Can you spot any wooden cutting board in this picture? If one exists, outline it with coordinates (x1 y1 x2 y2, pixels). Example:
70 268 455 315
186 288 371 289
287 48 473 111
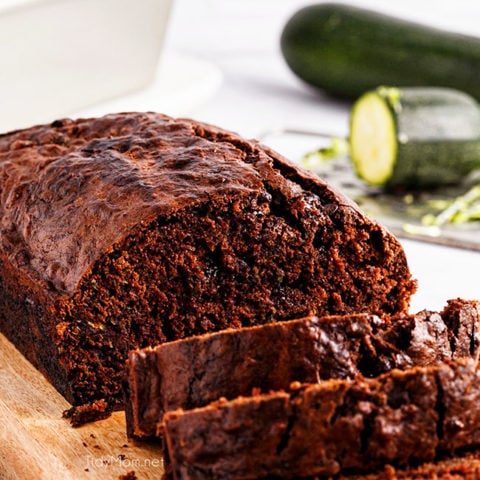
0 332 164 480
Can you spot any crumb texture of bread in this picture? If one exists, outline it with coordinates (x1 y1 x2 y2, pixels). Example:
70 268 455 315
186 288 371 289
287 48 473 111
0 112 415 410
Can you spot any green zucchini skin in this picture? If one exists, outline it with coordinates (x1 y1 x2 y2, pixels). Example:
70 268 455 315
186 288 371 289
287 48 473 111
281 3 480 100
350 87 480 189
390 88 480 188
393 88 480 141
392 139 480 189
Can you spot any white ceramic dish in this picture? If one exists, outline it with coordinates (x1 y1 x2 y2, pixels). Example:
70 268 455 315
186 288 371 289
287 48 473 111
0 0 172 133
75 52 224 119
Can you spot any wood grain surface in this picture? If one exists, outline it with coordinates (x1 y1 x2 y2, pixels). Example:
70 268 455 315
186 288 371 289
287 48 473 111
0 333 163 480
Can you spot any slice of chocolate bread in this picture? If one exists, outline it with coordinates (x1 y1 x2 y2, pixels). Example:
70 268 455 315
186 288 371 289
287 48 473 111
0 112 416 412
162 359 480 480
125 300 479 438
125 313 393 438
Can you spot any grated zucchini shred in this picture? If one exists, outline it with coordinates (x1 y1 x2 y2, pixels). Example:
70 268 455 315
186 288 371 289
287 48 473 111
421 184 480 226
403 183 480 236
301 137 349 171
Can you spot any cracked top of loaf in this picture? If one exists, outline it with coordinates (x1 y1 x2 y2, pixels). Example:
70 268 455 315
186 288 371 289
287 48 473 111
0 112 387 296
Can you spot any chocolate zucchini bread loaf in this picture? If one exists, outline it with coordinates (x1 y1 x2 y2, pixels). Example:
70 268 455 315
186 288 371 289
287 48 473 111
162 358 480 480
0 112 416 410
125 299 480 438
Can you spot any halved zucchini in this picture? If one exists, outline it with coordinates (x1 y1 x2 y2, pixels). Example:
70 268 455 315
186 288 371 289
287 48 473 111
350 87 480 189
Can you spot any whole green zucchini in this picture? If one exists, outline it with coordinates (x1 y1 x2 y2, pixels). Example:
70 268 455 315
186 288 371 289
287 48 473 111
350 87 480 188
281 3 480 100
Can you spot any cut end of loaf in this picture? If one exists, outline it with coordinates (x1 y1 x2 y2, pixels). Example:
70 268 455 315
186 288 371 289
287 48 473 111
59 185 415 407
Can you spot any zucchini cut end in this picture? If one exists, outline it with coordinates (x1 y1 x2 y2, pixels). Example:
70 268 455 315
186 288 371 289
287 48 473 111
350 91 398 186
